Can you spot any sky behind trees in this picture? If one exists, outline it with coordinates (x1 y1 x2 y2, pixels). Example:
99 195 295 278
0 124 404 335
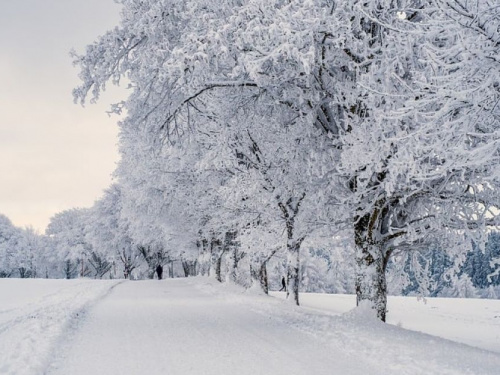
0 0 124 232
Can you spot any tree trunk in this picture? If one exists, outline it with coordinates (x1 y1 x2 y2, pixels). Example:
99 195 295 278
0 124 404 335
181 260 197 277
168 261 174 278
250 259 269 293
182 259 195 277
227 249 237 283
226 248 245 284
259 262 268 294
215 253 223 282
277 194 306 306
19 267 27 279
209 236 224 281
197 238 210 276
354 214 388 322
286 239 300 305
64 259 75 279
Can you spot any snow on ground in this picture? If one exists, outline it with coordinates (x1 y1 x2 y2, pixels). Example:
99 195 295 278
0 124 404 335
212 282 500 375
1 277 500 375
270 292 500 353
0 278 122 375
48 278 369 375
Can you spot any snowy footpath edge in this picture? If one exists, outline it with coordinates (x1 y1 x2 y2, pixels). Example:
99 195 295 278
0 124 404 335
0 279 124 375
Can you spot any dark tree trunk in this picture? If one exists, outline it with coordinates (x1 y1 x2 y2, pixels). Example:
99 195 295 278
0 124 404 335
285 239 301 305
120 250 138 280
250 258 270 294
188 260 198 276
182 259 197 277
208 236 224 282
168 261 174 278
259 262 268 294
228 249 237 283
277 193 306 306
19 267 28 279
354 211 388 322
215 254 224 282
182 261 189 277
223 231 241 283
64 259 77 279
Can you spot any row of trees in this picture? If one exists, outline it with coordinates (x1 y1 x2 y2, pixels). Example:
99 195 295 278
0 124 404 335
399 232 500 298
1 0 499 322
70 0 500 321
0 215 43 278
45 184 201 280
2 205 500 299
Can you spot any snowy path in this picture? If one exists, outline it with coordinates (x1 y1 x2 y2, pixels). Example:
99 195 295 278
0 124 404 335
46 278 500 375
48 279 366 375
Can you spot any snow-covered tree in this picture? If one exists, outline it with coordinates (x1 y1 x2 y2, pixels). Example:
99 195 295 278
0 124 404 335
46 208 93 278
0 215 51 278
462 232 500 289
442 274 478 298
0 214 22 277
14 226 43 278
86 184 140 279
117 126 227 278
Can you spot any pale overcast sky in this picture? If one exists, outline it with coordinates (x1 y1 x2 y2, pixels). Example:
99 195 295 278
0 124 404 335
0 0 126 232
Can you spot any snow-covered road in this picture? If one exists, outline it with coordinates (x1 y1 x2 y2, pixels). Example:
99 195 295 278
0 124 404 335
48 278 366 375
44 278 500 375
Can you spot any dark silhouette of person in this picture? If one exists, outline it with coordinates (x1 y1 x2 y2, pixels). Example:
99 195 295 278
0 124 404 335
156 264 163 280
279 276 286 292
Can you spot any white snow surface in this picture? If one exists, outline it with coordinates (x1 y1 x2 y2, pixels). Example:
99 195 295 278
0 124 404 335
0 278 122 375
278 292 500 353
1 278 499 375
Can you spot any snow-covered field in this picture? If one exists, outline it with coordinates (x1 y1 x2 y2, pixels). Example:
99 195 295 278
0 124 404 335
1 278 499 375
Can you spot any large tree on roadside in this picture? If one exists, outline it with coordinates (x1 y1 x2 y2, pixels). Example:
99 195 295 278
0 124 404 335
213 95 333 302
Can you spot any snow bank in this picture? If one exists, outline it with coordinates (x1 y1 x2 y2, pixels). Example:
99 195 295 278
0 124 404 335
199 279 500 374
0 278 121 375
269 292 500 353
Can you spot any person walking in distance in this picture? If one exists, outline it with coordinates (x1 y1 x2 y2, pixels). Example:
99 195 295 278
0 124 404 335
156 264 163 280
279 276 286 292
